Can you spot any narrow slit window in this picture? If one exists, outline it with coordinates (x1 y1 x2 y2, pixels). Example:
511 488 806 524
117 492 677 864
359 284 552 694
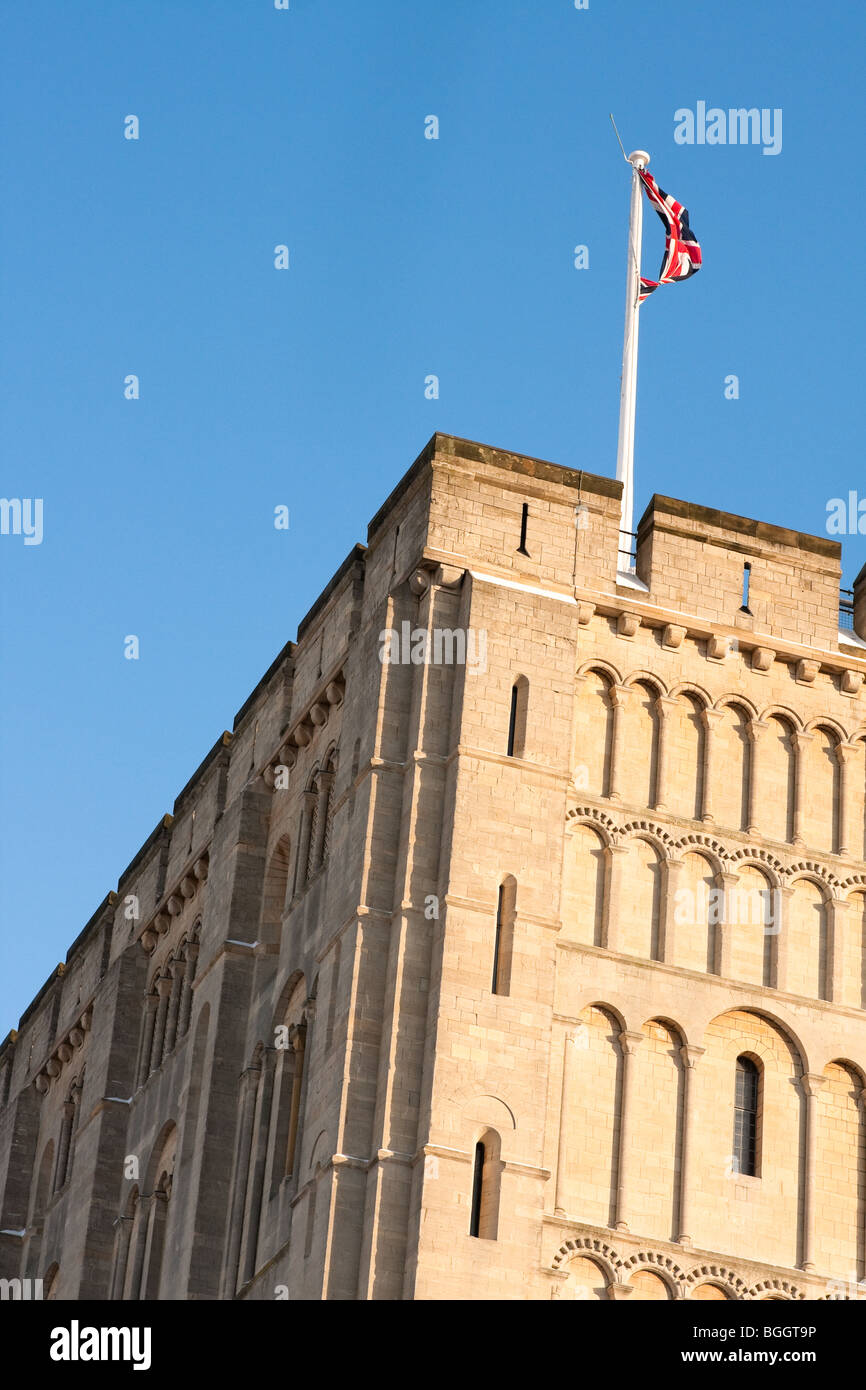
740 562 752 614
507 677 528 758
469 1131 501 1239
469 1142 485 1237
517 503 529 556
492 886 504 993
492 878 515 996
733 1056 759 1176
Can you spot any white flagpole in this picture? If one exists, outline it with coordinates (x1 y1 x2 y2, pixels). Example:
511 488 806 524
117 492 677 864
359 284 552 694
615 147 650 573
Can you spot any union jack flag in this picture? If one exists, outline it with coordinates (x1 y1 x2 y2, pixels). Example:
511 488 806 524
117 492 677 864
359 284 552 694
638 169 702 303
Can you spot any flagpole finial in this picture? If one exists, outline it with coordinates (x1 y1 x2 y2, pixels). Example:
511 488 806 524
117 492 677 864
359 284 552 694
628 150 650 169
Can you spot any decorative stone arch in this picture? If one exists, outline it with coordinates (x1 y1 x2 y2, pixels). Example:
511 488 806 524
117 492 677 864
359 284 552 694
564 805 619 845
787 863 839 898
622 669 668 697
713 693 760 720
551 1235 624 1279
618 819 678 856
143 1120 178 1196
746 1278 805 1301
575 999 629 1035
641 1014 688 1048
620 1249 687 1298
722 855 783 895
575 659 622 686
701 1005 810 1078
259 835 292 949
684 1263 748 1299
147 961 167 994
803 716 847 743
848 727 866 747
673 832 731 876
840 874 866 897
759 704 804 732
272 969 307 1032
727 846 788 881
822 1056 866 1090
667 680 712 707
137 1122 177 1301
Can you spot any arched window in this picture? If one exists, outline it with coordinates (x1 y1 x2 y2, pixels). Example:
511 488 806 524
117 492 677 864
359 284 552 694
54 1073 83 1193
507 677 528 758
294 778 319 895
469 1130 501 1239
177 923 200 1038
733 1056 760 1177
260 840 291 948
492 878 516 996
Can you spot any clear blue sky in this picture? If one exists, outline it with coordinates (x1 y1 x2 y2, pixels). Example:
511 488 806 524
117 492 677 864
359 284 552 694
2 0 865 1029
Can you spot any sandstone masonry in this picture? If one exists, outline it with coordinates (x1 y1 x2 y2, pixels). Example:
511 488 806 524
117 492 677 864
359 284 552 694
2 433 866 1302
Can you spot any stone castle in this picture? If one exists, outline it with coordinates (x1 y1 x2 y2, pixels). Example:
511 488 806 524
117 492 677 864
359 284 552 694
2 432 866 1301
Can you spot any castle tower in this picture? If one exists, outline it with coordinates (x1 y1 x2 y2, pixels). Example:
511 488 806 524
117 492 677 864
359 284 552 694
2 434 865 1302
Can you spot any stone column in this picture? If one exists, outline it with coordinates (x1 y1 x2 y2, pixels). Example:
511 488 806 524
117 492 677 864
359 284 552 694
309 771 334 873
139 1189 168 1300
615 1030 644 1232
716 872 741 978
222 1063 262 1298
149 976 173 1074
836 744 857 857
660 858 684 965
746 720 768 835
54 1100 75 1192
554 1031 577 1216
294 789 318 894
285 1021 308 1177
137 992 158 1088
109 1216 134 1301
240 1047 277 1285
654 696 679 812
800 1072 826 1272
700 708 725 823
602 844 630 953
772 886 793 993
677 1045 705 1246
607 686 632 802
825 898 850 1004
792 732 814 847
125 1196 152 1301
178 941 198 1039
163 958 186 1057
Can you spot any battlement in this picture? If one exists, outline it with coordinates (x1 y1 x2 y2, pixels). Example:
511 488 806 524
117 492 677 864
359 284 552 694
635 494 844 650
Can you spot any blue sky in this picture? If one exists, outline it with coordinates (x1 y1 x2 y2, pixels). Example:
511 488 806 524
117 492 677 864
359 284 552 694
2 0 865 1028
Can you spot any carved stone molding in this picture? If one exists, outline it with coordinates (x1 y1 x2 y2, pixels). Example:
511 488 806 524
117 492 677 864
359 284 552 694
752 647 776 673
662 624 686 650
